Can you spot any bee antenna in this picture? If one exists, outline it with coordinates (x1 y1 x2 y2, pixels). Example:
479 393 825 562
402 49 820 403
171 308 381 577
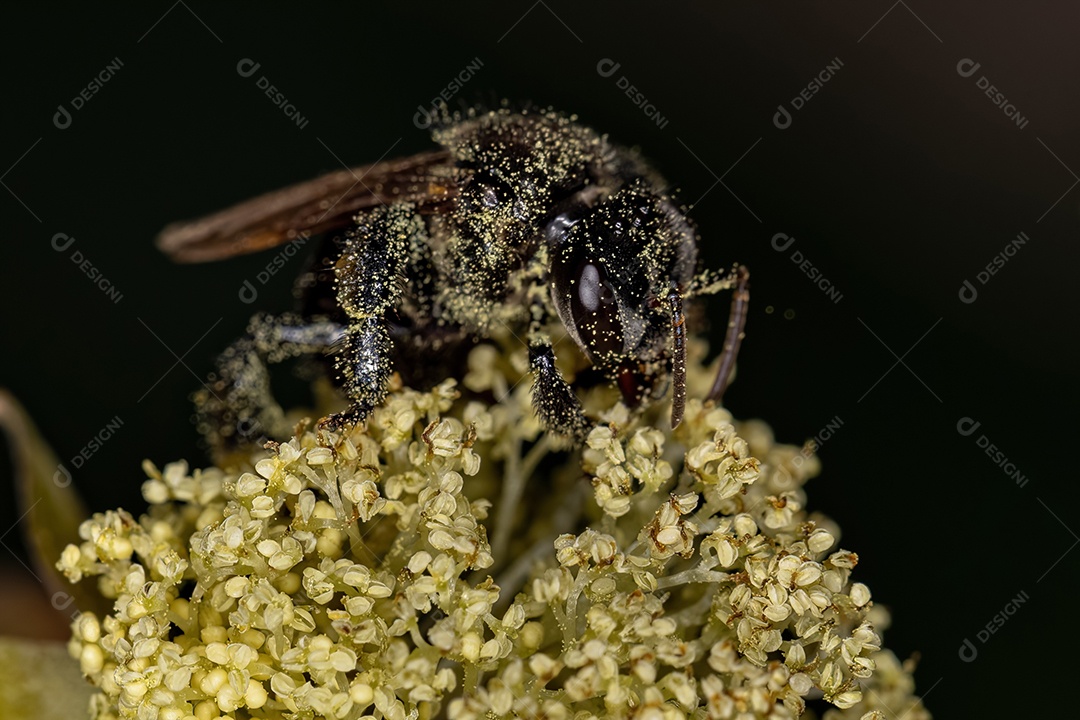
668 285 687 429
707 265 750 403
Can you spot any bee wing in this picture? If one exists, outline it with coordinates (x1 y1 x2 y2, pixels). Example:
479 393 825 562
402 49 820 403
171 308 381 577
156 150 456 263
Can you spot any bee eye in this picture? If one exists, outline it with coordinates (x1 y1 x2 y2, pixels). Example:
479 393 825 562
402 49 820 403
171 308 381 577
577 263 614 311
464 172 511 212
570 259 623 362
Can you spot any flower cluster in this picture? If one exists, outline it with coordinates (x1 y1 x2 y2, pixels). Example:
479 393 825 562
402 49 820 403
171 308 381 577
58 336 931 719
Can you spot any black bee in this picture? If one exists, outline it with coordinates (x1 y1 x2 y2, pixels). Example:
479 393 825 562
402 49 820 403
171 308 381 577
157 107 749 452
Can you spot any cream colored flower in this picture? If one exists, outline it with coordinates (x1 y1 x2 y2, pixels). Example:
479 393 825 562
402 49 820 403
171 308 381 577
56 335 930 720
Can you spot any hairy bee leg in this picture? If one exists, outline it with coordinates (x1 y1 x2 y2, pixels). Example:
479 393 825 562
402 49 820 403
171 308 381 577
319 317 392 431
528 342 592 444
198 313 345 451
707 265 750 402
324 203 418 432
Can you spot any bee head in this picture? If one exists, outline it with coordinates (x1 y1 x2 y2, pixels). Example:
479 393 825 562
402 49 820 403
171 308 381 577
549 183 697 386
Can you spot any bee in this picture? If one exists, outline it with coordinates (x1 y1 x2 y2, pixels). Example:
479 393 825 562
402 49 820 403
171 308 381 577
157 106 749 452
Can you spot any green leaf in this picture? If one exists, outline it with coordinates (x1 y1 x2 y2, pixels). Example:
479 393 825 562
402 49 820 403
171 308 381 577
0 391 109 618
0 636 93 719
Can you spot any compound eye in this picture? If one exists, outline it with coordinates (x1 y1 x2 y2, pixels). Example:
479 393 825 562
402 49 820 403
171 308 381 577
463 171 511 213
480 184 500 208
570 259 623 362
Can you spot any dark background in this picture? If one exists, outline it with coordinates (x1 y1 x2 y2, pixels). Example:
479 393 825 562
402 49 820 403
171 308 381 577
2 2 1077 716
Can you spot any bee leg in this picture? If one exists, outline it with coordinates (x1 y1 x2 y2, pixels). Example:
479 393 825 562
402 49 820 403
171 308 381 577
321 203 419 433
197 313 345 452
528 341 592 444
319 317 393 432
707 265 750 402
